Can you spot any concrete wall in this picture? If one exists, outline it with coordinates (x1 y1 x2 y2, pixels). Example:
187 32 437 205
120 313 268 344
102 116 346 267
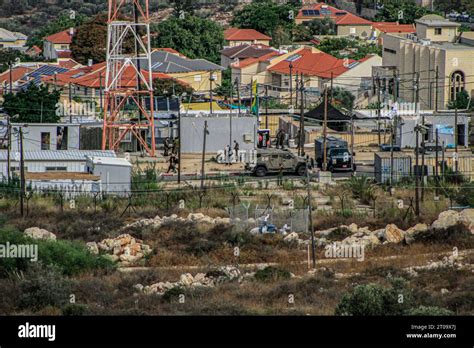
10 124 81 152
337 24 372 38
399 115 469 148
88 162 131 196
180 115 257 153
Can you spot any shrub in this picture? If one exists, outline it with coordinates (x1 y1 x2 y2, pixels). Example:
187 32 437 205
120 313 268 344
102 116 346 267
406 306 454 316
335 277 414 316
254 266 291 282
18 263 72 311
0 228 115 277
62 303 88 316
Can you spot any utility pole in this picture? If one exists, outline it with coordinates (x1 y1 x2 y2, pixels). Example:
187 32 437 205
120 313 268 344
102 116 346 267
19 127 25 217
289 62 293 108
9 62 13 94
200 120 208 190
351 114 355 175
454 76 459 173
434 66 439 113
299 74 305 157
177 94 182 185
390 70 398 188
435 127 439 197
6 115 11 183
376 75 381 145
415 125 420 217
99 72 103 112
330 72 334 104
230 82 233 149
209 72 214 114
305 157 315 268
323 87 328 171
295 73 299 109
265 84 269 130
235 78 241 117
69 82 73 123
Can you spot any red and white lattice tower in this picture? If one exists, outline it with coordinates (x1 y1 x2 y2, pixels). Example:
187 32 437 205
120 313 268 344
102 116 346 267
102 0 155 156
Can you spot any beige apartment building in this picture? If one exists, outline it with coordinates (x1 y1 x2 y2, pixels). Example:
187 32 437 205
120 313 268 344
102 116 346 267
381 14 474 110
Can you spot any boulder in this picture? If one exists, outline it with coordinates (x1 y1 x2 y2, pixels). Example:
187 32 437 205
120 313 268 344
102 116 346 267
432 210 460 230
283 232 300 242
404 223 429 245
180 273 194 287
459 209 474 234
315 227 338 237
24 227 57 241
384 224 405 244
188 213 205 221
347 223 359 234
86 242 99 255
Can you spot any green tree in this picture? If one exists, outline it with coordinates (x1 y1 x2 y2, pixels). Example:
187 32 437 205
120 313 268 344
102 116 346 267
448 90 471 110
70 14 107 65
316 37 381 60
27 12 88 49
214 68 233 97
231 0 299 42
305 18 337 36
332 87 356 112
153 78 194 97
151 15 225 64
0 49 42 73
2 84 60 123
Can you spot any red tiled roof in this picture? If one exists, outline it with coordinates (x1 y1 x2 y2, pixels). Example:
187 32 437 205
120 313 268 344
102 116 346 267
232 51 283 69
44 29 74 44
371 22 416 33
58 58 81 69
224 28 272 41
42 62 177 89
335 12 372 25
268 48 357 78
297 3 372 26
0 66 35 84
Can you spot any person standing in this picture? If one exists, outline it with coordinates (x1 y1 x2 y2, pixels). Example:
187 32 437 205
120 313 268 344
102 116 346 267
277 162 284 186
233 140 239 162
164 138 170 156
167 153 177 173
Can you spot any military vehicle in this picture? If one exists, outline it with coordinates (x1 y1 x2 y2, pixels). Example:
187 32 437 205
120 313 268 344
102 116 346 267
245 148 307 177
315 136 355 172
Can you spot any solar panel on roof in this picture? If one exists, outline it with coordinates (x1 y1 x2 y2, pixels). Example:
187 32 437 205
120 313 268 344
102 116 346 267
286 54 301 62
320 9 331 15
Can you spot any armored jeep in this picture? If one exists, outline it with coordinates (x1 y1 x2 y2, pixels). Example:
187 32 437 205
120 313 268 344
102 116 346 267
245 148 307 177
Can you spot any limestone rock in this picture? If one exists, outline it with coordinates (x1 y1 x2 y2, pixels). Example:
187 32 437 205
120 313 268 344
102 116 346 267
24 227 57 241
283 232 300 242
404 223 429 245
384 224 405 243
86 242 99 255
432 210 460 230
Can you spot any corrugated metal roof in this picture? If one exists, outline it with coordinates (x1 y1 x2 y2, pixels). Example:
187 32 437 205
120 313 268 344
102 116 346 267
87 156 132 167
0 150 116 162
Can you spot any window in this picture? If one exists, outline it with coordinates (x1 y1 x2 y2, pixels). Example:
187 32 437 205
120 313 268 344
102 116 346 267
434 28 442 35
41 132 50 150
350 27 356 35
194 74 201 82
57 126 68 150
450 71 465 101
384 48 397 54
45 167 67 172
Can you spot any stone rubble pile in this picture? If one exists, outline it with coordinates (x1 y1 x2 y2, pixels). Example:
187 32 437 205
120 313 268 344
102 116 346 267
121 213 231 231
135 266 244 295
23 227 57 241
405 252 470 277
87 234 152 267
285 209 474 249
